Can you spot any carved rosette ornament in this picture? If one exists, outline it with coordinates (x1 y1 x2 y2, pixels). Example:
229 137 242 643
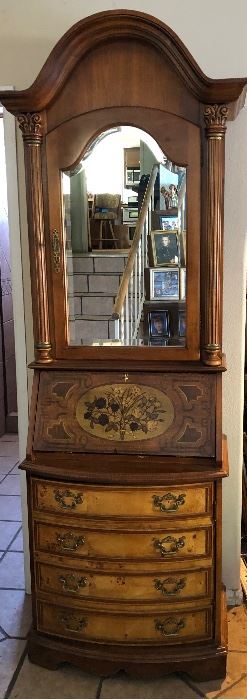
18 113 52 363
203 104 229 366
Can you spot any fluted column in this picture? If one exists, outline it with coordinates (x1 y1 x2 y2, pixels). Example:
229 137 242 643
18 113 52 363
202 104 228 366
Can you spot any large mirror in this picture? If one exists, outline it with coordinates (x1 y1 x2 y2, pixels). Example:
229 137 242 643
61 126 187 348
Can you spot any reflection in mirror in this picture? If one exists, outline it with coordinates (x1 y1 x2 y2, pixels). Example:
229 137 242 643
61 126 187 348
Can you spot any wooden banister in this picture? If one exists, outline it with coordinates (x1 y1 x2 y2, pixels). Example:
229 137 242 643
112 164 159 320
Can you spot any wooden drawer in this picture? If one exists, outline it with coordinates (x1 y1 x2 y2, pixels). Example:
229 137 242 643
36 561 213 603
34 522 212 561
37 600 213 644
32 478 213 519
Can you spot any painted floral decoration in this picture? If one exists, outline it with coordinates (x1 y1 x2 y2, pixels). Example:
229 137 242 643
83 385 166 440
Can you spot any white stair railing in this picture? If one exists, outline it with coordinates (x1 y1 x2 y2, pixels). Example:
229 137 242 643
112 164 158 345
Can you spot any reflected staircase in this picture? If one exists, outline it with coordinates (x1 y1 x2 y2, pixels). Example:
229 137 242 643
67 165 158 346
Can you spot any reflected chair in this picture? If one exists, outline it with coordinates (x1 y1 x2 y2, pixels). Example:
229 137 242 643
91 193 121 249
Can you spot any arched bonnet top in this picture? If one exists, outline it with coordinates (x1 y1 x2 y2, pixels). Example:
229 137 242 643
0 9 246 119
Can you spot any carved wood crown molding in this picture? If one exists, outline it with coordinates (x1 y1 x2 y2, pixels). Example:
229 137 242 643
0 10 246 117
17 113 43 143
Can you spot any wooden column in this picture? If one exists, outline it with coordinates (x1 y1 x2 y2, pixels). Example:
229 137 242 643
202 104 228 366
18 112 52 363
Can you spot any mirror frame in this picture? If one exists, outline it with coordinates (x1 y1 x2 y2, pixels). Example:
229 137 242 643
0 10 245 367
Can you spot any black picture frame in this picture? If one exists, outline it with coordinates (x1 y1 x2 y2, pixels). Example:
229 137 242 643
178 309 186 337
149 310 170 338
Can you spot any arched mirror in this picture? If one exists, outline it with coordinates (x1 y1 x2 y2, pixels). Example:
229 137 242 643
61 126 187 348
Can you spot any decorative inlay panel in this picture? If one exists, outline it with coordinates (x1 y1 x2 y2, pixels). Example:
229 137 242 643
76 384 174 442
33 371 216 456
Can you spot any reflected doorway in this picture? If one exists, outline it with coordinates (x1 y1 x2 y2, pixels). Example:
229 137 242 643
0 109 18 435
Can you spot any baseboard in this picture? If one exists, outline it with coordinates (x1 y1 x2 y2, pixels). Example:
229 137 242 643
6 411 18 433
226 587 243 606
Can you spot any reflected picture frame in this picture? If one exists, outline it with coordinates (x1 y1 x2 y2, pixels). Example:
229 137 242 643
178 310 186 337
179 230 187 267
150 267 180 301
179 268 186 300
160 216 179 231
149 310 170 338
150 230 179 267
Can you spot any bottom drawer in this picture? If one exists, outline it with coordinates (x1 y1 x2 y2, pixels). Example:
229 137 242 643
37 600 213 645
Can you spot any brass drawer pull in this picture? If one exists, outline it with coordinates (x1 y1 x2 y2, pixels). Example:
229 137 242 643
59 613 87 632
153 535 185 557
153 492 186 512
155 617 185 637
154 576 186 596
56 532 85 551
54 489 83 510
59 574 87 593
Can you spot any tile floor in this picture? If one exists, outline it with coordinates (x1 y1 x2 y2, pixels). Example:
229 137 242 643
0 433 247 699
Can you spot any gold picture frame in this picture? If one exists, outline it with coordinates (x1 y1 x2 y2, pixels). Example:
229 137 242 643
149 230 179 267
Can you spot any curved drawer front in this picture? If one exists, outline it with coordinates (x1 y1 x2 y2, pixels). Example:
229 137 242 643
34 522 212 560
36 561 212 602
32 478 213 519
37 600 213 644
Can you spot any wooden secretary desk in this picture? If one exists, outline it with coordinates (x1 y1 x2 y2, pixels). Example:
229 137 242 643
1 10 247 681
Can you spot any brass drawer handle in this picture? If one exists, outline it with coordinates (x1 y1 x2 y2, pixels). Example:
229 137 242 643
59 613 87 632
59 574 88 593
153 492 186 512
155 617 185 637
56 532 85 551
154 576 186 596
54 489 83 510
153 535 185 557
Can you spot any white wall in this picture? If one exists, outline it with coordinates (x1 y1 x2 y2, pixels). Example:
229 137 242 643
0 0 246 595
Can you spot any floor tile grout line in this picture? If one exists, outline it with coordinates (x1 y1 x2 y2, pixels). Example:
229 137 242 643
0 494 21 496
0 525 22 564
213 672 247 698
0 469 18 481
9 463 20 474
0 519 22 522
4 641 28 700
0 629 29 641
0 587 26 590
178 672 207 699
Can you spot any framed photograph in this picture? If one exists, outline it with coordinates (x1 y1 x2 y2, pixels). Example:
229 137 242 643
160 216 179 231
150 230 179 267
180 268 186 300
178 310 186 337
149 310 169 337
150 268 180 301
179 230 187 267
149 336 168 346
